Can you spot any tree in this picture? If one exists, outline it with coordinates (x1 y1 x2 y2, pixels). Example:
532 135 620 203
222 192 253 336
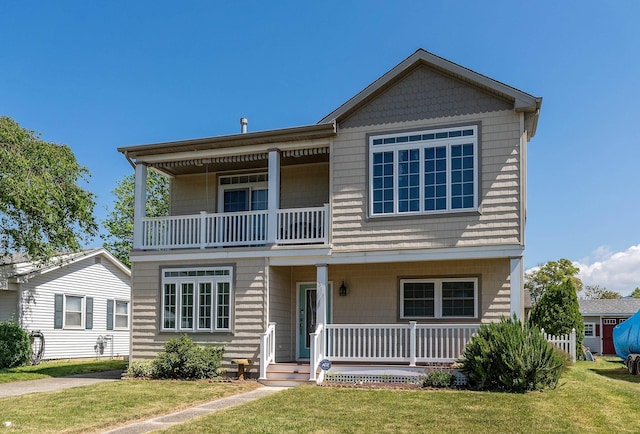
0 117 97 262
529 279 584 357
525 259 582 303
582 285 622 300
102 171 169 267
631 287 640 298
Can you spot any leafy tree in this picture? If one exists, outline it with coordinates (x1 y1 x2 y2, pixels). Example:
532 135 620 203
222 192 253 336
529 279 584 357
631 287 640 298
525 259 582 303
0 117 97 262
582 285 622 300
102 171 169 267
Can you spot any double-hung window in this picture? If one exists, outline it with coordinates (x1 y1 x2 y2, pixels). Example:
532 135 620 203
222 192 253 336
370 125 478 216
54 294 93 329
400 278 478 319
161 267 233 332
584 323 596 338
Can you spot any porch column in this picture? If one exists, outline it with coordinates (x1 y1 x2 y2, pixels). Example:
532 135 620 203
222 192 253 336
132 163 147 250
267 148 280 245
316 264 328 326
510 256 524 318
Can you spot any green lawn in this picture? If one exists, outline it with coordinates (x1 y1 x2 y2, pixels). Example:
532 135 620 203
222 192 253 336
161 357 640 434
0 359 128 383
0 379 259 433
1 357 639 433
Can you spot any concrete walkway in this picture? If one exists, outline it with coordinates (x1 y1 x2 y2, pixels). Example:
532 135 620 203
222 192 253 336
103 386 288 434
0 370 124 398
0 371 289 433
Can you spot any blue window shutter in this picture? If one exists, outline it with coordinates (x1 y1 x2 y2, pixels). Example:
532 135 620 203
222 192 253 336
85 297 93 330
107 299 114 330
54 294 63 329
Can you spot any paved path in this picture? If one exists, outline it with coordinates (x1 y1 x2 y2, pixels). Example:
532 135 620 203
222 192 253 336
0 371 289 433
103 386 288 434
0 370 123 398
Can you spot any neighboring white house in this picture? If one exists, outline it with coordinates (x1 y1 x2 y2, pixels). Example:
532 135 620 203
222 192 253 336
0 248 131 360
579 298 640 355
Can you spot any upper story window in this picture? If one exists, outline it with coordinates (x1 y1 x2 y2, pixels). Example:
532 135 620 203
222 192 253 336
369 125 478 217
161 267 233 333
218 173 268 212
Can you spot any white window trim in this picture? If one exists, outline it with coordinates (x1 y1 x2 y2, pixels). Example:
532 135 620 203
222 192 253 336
369 125 478 217
114 300 130 330
400 277 478 319
64 294 85 329
583 322 596 338
161 267 233 333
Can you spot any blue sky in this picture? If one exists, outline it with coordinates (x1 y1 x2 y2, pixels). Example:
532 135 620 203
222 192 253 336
2 1 639 294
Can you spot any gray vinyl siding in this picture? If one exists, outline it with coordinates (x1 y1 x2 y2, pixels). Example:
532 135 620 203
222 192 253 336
130 257 267 377
269 266 294 362
17 257 131 359
582 315 601 354
331 109 522 251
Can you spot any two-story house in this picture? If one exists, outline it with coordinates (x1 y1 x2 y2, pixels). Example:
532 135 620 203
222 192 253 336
118 49 541 383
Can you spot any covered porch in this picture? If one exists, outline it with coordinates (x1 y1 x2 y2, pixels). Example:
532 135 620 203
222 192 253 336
259 257 525 382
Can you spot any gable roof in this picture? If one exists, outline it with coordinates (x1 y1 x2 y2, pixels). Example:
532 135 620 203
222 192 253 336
0 248 130 288
319 49 542 137
579 299 640 316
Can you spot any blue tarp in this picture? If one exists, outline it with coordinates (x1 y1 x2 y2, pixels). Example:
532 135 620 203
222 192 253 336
613 308 640 359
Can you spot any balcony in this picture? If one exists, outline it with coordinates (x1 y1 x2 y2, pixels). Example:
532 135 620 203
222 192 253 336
139 205 329 250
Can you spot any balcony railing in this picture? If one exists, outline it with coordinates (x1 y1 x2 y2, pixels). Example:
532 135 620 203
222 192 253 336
140 205 329 249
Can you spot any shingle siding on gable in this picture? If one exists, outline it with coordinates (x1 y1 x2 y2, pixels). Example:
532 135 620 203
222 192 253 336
340 65 513 129
331 109 523 251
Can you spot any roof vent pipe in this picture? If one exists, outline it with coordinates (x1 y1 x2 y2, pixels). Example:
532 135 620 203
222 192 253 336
240 117 248 134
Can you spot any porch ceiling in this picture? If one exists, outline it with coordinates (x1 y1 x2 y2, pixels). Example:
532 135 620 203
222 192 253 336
148 149 329 176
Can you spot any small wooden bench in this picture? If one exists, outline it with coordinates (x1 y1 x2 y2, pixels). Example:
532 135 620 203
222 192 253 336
231 359 250 380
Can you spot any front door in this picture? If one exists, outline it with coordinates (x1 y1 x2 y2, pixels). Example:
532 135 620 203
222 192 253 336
297 283 331 359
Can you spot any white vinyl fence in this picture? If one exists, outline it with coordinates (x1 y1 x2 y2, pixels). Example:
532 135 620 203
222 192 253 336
542 328 576 363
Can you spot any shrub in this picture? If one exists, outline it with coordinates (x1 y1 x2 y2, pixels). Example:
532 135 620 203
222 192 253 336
126 360 156 378
0 320 31 369
422 371 456 388
152 334 225 380
530 279 584 358
459 315 565 393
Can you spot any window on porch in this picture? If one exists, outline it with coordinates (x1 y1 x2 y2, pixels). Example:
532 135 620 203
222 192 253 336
400 278 478 319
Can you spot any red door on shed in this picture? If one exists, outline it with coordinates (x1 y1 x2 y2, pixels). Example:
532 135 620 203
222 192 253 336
602 318 626 354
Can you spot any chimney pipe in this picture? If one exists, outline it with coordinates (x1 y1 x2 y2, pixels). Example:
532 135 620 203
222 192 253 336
240 117 248 134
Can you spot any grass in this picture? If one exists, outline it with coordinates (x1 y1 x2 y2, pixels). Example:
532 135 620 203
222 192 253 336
0 379 260 433
0 359 128 383
159 357 640 434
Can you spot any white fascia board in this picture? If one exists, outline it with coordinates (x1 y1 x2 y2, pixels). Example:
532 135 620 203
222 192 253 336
130 245 524 266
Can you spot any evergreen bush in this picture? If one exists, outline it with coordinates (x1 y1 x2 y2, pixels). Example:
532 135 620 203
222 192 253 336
530 279 584 358
458 315 565 392
0 320 31 369
152 334 225 380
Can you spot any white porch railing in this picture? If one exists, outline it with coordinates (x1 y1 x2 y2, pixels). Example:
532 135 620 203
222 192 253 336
140 205 328 249
310 324 325 382
324 323 479 365
259 322 276 380
542 328 577 363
